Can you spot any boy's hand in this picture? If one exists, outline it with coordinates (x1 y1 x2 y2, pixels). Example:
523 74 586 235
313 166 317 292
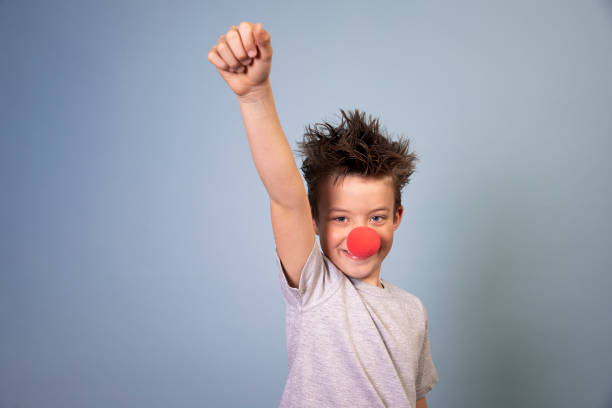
207 22 273 98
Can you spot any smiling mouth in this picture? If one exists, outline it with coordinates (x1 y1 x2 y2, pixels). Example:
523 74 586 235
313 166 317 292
342 249 371 261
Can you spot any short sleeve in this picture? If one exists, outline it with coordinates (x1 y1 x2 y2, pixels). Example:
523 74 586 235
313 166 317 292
415 302 439 400
275 240 344 311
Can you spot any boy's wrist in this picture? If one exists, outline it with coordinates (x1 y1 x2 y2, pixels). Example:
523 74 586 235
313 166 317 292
237 80 273 104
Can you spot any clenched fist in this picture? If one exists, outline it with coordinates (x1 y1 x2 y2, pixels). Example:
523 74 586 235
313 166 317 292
207 22 273 97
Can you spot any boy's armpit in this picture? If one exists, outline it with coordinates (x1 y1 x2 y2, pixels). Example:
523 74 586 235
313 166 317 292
278 257 298 289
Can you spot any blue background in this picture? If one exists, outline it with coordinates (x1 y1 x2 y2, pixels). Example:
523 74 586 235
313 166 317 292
1 1 611 407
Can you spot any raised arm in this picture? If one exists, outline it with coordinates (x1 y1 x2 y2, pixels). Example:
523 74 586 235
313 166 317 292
207 22 315 288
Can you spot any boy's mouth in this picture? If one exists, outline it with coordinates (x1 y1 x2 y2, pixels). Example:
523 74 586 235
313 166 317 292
341 248 371 261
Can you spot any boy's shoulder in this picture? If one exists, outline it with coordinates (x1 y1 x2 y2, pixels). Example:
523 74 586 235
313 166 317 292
383 279 427 316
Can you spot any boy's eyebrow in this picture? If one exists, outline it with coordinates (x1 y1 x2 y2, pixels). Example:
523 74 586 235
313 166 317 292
370 207 392 213
328 207 391 213
328 207 349 213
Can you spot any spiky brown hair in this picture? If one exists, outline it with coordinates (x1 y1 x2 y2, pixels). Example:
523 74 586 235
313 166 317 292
298 108 418 222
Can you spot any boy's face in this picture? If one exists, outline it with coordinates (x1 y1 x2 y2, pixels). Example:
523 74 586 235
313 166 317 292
313 174 403 287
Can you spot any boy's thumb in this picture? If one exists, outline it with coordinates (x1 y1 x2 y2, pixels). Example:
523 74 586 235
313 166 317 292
254 22 272 59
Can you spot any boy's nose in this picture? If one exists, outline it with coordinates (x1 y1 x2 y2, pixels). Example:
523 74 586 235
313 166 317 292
347 226 381 258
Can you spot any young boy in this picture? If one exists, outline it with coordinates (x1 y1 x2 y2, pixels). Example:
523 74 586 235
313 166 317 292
208 22 439 408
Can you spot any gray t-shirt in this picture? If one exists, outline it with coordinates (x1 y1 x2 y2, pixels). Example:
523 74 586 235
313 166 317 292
275 241 438 408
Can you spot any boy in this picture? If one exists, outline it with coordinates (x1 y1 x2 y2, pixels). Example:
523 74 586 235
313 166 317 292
207 22 438 408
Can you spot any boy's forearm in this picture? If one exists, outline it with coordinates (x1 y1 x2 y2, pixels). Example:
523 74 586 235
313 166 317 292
237 80 307 209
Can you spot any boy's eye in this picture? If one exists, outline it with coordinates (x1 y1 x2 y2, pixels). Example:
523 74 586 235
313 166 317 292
371 215 386 223
334 216 347 222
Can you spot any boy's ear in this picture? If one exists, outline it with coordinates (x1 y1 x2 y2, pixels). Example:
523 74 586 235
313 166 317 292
312 218 319 235
393 206 404 231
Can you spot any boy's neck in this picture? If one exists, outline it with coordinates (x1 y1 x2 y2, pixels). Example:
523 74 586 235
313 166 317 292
357 276 384 288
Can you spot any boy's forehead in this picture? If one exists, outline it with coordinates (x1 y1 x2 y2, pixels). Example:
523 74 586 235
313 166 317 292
318 174 394 209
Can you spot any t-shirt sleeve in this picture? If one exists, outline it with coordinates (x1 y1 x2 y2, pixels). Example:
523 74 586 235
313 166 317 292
275 240 343 311
415 301 439 400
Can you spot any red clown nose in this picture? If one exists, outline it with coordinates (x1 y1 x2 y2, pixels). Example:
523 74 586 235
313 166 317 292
346 227 381 258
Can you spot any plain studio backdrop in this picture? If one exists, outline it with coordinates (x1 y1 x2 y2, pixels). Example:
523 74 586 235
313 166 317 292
1 1 611 407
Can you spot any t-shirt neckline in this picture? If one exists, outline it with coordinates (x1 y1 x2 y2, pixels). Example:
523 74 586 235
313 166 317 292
347 276 392 298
